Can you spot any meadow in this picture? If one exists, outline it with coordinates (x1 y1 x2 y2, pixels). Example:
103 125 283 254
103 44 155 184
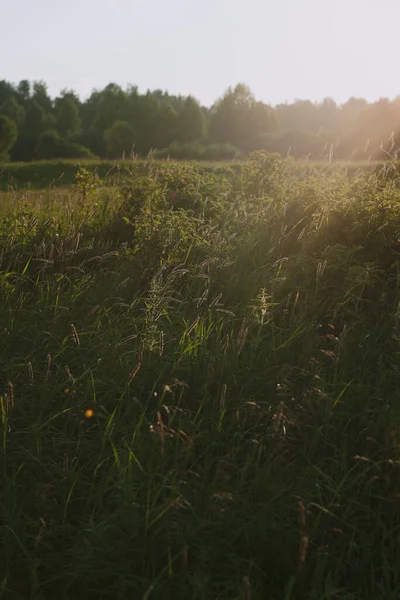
0 157 383 191
1 152 400 599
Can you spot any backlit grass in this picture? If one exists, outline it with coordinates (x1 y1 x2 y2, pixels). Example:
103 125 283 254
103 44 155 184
1 153 400 599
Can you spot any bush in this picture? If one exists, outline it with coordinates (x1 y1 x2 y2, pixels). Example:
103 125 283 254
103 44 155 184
61 141 94 159
119 161 232 222
70 130 106 158
36 129 94 160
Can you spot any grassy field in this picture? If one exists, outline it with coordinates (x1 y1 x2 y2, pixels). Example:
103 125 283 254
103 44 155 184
1 153 400 599
0 159 240 191
0 157 385 191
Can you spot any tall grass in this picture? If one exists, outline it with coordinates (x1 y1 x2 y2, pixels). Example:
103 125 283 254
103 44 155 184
0 157 388 191
1 153 400 599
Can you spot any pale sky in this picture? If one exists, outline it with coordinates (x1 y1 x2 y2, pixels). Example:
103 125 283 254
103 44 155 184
1 0 399 106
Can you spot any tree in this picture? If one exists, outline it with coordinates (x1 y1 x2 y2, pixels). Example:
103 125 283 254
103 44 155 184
256 129 329 159
276 100 317 133
92 84 128 134
10 100 47 161
81 90 101 130
0 97 26 128
0 80 15 107
153 102 178 148
35 130 64 159
8 76 400 162
32 81 52 113
131 92 160 153
56 97 81 136
340 97 368 125
23 100 46 136
55 89 80 107
209 84 277 151
0 115 18 159
317 97 338 131
17 80 30 103
104 121 135 157
176 96 205 143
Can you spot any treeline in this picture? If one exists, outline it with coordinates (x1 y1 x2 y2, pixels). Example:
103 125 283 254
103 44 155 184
1 79 400 162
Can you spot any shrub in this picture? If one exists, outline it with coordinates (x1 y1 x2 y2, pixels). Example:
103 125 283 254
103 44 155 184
36 129 94 159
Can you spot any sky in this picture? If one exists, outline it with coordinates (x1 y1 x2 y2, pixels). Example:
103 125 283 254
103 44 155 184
1 0 400 107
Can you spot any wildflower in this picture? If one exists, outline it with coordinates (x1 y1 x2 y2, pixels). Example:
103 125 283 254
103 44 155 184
84 409 94 419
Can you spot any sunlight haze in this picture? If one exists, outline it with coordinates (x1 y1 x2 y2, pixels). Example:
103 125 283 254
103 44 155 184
1 0 400 105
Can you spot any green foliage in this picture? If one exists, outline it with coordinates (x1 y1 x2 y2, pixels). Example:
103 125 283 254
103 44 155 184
257 129 335 159
156 140 243 160
2 156 400 598
3 77 400 163
73 165 103 201
176 96 205 143
92 83 128 135
32 80 52 113
56 140 93 160
0 160 241 191
0 79 15 106
23 100 46 136
0 114 17 160
16 79 30 102
120 161 228 221
56 96 81 136
103 120 135 158
0 96 26 127
152 102 179 149
36 129 93 160
209 83 277 150
35 129 66 159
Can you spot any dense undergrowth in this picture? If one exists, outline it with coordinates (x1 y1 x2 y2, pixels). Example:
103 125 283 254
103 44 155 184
1 152 400 599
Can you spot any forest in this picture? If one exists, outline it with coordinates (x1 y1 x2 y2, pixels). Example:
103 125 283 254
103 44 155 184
1 78 400 162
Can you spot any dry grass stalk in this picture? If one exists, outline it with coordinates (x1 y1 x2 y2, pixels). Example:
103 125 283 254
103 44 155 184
71 324 80 346
128 341 144 383
298 499 309 566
